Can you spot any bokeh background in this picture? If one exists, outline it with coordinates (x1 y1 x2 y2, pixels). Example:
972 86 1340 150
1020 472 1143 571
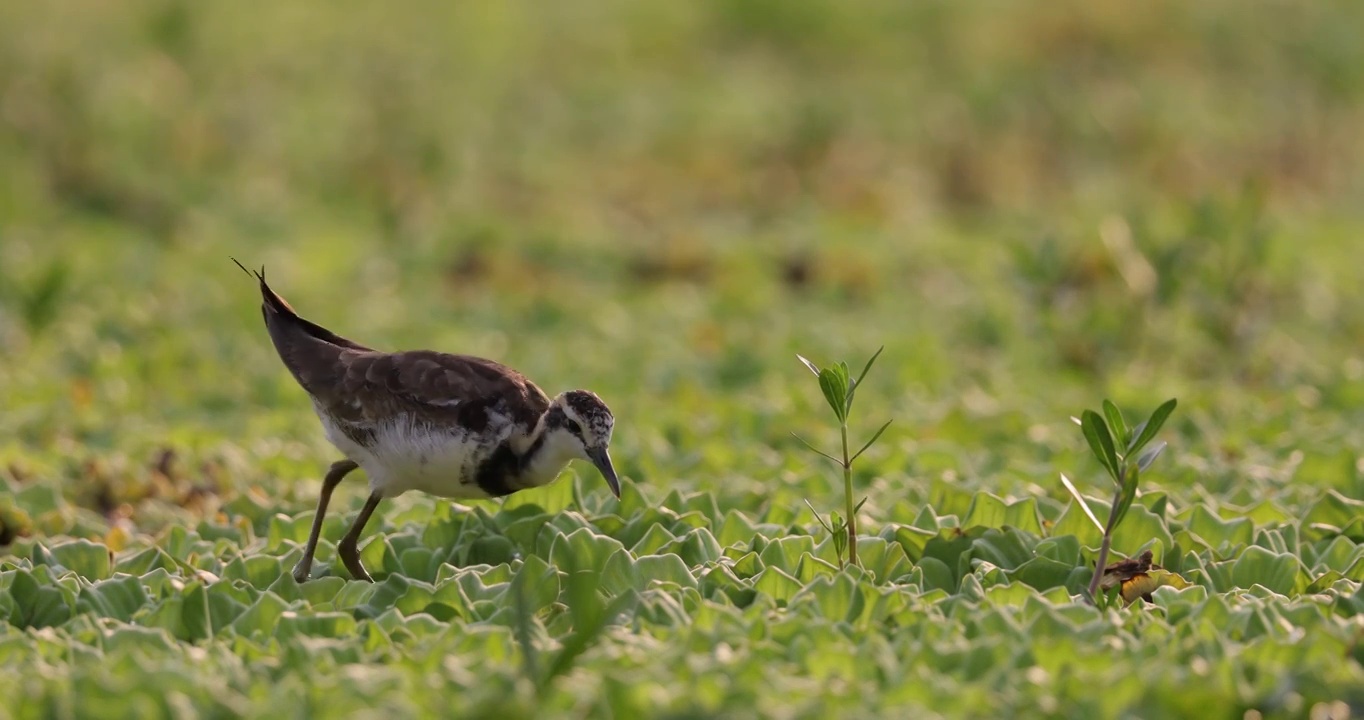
3 0 1364 533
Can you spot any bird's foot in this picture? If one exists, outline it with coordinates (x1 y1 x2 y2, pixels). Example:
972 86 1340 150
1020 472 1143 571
291 558 312 584
339 541 373 582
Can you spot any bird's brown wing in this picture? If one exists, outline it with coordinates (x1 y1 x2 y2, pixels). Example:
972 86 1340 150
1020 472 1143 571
233 261 550 438
317 350 552 437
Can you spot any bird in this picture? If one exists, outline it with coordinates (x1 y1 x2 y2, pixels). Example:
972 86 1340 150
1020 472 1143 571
231 259 621 583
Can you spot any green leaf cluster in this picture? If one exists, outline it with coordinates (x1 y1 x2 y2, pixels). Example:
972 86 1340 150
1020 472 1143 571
4 481 1364 716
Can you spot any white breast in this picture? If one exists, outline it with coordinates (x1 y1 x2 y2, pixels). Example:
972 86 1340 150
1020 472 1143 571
315 407 515 500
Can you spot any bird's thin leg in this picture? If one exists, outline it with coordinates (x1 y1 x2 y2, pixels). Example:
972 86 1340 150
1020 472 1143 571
338 492 383 583
291 459 360 583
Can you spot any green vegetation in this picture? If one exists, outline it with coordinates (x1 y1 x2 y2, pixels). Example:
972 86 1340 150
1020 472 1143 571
3 0 1364 717
1070 398 1177 602
794 347 891 569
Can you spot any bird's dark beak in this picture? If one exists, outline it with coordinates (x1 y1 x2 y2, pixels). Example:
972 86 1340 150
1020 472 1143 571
586 446 620 498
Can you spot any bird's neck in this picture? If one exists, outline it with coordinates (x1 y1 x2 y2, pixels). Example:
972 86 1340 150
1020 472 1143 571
513 415 577 489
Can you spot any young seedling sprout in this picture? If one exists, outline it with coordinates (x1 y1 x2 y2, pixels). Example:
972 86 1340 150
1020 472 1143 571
793 347 893 569
1062 398 1178 605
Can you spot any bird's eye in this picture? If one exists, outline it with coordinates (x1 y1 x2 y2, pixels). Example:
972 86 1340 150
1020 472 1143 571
569 420 584 435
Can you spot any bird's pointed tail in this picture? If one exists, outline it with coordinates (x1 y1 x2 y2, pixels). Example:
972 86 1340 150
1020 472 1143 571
230 257 374 396
232 257 301 321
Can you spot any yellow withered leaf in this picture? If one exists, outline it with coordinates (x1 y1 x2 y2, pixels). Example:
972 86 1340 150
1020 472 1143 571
1100 549 1191 605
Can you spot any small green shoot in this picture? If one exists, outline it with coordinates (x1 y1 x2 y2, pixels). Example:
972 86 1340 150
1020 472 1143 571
793 347 893 569
804 498 869 568
1066 398 1178 604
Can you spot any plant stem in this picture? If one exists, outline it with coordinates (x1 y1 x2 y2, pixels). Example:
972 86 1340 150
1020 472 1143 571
841 422 858 568
1086 485 1125 602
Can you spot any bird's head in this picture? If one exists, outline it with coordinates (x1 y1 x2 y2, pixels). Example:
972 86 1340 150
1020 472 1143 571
545 389 619 497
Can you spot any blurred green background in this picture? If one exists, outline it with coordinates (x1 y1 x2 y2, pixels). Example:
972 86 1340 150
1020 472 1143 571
2 0 1364 532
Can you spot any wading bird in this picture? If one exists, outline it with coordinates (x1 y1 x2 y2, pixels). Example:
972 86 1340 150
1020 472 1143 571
232 260 620 582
